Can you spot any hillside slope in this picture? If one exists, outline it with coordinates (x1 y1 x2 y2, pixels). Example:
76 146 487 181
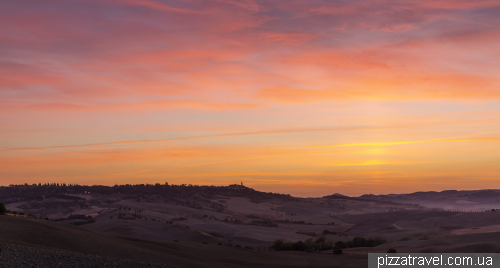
0 215 366 268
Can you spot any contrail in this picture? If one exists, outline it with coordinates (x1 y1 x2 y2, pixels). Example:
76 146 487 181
0 125 396 152
292 137 500 149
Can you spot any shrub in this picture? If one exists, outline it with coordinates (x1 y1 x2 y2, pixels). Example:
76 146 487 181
69 214 92 220
251 219 278 227
315 235 326 244
326 238 335 248
0 203 6 215
304 238 316 252
315 242 331 251
283 241 293 250
373 236 387 245
352 237 367 247
335 241 347 249
400 237 410 241
347 236 387 247
71 219 95 226
272 239 285 251
271 235 385 252
292 241 307 251
387 248 397 253
333 247 343 254
296 231 317 236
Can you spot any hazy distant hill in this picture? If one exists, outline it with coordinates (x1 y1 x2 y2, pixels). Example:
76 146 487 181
359 189 500 210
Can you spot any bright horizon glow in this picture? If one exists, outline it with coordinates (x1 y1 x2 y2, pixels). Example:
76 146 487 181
1 0 500 197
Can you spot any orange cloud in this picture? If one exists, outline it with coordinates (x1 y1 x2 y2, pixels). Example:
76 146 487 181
257 85 335 104
260 32 313 46
0 99 261 113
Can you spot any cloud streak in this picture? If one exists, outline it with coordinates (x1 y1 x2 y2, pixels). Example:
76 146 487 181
0 125 396 152
294 138 500 149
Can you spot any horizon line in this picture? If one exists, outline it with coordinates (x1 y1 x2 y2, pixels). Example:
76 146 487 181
2 182 499 198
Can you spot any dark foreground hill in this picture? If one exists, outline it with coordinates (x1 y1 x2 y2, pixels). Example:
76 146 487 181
0 243 171 268
0 215 366 268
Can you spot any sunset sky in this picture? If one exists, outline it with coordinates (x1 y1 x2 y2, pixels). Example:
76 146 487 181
1 0 500 197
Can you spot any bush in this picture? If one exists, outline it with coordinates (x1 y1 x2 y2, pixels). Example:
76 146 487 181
283 241 293 250
400 237 410 241
70 219 95 226
333 247 343 254
272 239 285 251
335 241 347 249
315 242 331 251
251 219 278 227
69 214 92 220
304 238 316 252
373 236 387 245
0 203 6 215
387 248 397 253
271 235 385 252
315 235 326 244
347 236 387 248
292 241 307 251
296 231 317 236
352 237 367 247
